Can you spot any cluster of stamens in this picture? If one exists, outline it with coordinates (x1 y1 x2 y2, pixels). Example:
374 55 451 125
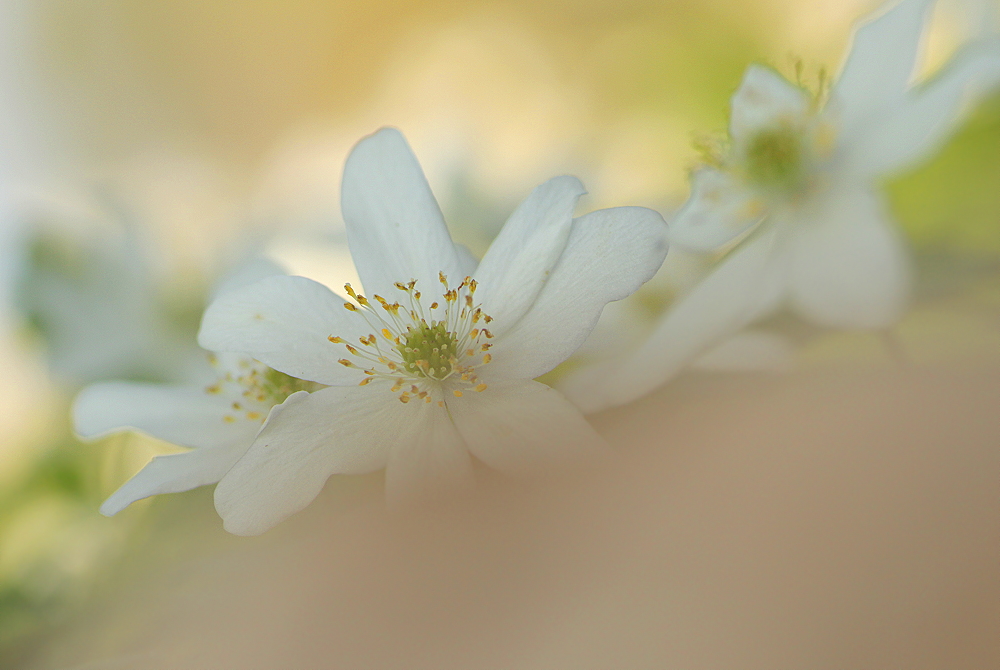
329 273 494 405
205 355 321 424
696 61 836 198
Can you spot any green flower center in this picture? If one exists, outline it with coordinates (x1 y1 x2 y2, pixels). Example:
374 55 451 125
744 124 804 192
258 367 322 403
397 321 460 380
205 357 323 425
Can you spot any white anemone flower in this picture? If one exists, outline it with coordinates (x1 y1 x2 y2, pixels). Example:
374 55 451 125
198 127 668 535
74 354 320 515
563 0 1000 413
73 259 292 515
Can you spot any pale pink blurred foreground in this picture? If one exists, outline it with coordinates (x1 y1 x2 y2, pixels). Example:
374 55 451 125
37 366 999 669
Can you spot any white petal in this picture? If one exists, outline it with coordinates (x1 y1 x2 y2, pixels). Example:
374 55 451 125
832 0 934 136
340 128 466 298
560 227 787 413
198 275 367 386
73 382 256 449
383 401 474 507
692 330 793 373
729 65 810 144
214 385 400 535
100 444 246 516
843 38 1000 179
474 176 586 335
669 168 766 252
787 186 911 330
489 206 668 382
449 379 609 476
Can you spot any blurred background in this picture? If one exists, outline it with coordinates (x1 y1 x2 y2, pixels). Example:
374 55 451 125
0 0 998 667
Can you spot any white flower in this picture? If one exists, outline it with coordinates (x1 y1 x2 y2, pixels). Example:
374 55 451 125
198 127 668 535
74 352 319 516
72 259 291 515
563 0 1000 413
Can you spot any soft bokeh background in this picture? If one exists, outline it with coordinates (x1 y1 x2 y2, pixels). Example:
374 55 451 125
0 0 998 667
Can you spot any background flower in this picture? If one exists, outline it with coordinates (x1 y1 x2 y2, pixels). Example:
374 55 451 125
561 0 1000 413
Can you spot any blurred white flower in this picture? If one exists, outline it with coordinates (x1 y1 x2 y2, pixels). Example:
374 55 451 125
6 188 199 385
199 128 668 535
563 0 1000 413
73 353 318 516
72 258 288 515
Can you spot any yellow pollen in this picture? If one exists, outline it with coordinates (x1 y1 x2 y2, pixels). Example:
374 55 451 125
482 354 492 364
246 411 261 420
223 415 236 423
232 402 242 410
344 303 357 311
359 378 372 386
335 275 495 399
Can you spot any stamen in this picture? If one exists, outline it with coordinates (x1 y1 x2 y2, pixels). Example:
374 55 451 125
329 274 495 403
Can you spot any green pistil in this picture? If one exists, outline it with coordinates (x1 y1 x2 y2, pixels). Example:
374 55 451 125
744 124 804 192
398 321 458 380
260 368 323 403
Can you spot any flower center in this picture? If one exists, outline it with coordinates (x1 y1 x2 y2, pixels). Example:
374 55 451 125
744 123 804 192
398 321 459 380
204 355 322 424
329 273 494 404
